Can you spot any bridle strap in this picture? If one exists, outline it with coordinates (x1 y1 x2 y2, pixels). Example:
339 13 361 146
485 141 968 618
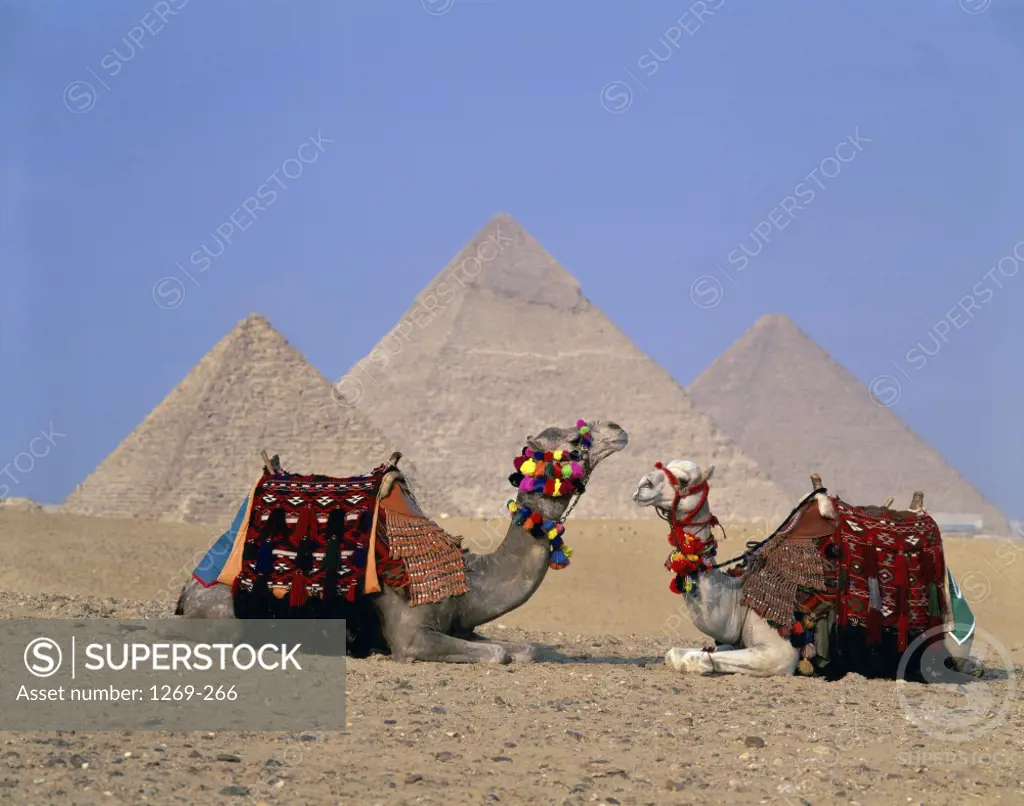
653 463 717 533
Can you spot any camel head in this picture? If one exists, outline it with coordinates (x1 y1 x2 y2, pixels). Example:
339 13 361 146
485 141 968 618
524 420 629 475
633 459 715 518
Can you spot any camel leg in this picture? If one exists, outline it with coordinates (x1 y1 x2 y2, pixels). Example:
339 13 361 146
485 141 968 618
463 632 537 662
393 630 513 664
665 614 799 677
665 644 799 676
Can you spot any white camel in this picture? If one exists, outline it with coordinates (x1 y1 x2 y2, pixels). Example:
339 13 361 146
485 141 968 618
632 459 979 678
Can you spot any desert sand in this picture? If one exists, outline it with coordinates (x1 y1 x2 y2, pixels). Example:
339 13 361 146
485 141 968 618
1 508 1022 805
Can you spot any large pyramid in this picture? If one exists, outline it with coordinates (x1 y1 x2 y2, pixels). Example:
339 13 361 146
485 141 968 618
62 314 405 525
687 314 1012 535
335 213 793 521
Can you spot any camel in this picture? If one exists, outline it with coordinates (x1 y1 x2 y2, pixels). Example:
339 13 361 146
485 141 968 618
632 459 980 679
175 419 628 664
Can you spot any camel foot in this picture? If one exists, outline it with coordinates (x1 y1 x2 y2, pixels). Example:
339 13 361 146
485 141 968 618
464 633 537 663
396 632 512 664
507 643 537 663
665 647 715 675
950 656 985 678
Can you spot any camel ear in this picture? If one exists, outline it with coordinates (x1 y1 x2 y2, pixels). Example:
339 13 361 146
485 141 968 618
702 465 715 484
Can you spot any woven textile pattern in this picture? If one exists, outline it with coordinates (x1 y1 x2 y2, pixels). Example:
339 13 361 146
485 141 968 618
233 469 408 604
741 538 830 634
741 497 949 649
383 510 470 606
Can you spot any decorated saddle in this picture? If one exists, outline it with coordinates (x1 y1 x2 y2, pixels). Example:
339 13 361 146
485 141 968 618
740 496 951 675
191 460 469 616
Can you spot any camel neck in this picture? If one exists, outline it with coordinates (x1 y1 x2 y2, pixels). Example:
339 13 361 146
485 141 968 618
676 501 715 539
457 492 571 628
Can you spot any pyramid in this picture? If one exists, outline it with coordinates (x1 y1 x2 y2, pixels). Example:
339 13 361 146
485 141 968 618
687 314 1012 535
62 314 405 525
335 213 794 521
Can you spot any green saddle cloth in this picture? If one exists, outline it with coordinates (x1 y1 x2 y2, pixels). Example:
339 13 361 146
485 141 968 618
946 568 976 647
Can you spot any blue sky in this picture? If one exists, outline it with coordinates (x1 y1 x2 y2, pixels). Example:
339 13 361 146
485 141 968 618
1 0 1021 519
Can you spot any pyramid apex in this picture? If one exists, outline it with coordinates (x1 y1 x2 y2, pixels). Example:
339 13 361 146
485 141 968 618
750 313 803 333
420 212 583 310
238 312 273 329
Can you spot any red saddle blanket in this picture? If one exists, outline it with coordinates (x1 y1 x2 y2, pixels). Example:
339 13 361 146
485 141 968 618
741 497 948 653
232 467 467 611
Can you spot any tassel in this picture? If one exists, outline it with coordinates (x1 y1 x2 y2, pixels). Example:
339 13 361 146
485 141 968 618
322 536 341 603
290 505 315 548
255 540 274 575
894 552 909 587
896 587 909 651
868 577 882 612
863 545 878 578
920 549 935 586
231 575 241 598
549 548 569 569
323 537 341 572
803 643 816 660
928 583 941 618
796 659 815 676
251 574 269 603
296 536 315 575
866 606 883 645
323 570 337 602
289 571 308 608
897 615 909 652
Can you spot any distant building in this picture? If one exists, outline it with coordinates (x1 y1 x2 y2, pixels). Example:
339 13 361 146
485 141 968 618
931 513 983 534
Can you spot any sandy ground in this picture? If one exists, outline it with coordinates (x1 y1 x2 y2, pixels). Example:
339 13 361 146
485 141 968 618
1 508 1023 805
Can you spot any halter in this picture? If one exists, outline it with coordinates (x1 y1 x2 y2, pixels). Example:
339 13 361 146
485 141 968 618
653 462 720 537
507 419 595 570
651 461 727 595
